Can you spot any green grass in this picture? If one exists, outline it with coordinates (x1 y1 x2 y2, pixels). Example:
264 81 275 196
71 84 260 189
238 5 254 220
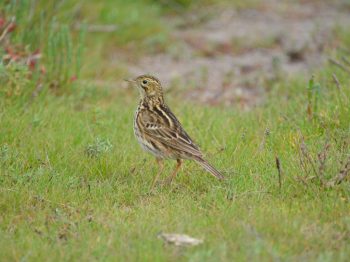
1 0 350 261
1 67 349 260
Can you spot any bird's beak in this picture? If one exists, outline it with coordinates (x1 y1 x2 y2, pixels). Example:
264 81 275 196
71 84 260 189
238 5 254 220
124 78 136 83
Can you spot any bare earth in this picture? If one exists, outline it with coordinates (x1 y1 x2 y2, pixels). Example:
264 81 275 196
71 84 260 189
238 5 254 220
127 0 350 109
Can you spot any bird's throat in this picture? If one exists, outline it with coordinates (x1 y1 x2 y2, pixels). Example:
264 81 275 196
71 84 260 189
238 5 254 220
141 95 164 108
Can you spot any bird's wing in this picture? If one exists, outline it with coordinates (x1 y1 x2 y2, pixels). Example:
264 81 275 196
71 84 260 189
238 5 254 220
138 105 202 158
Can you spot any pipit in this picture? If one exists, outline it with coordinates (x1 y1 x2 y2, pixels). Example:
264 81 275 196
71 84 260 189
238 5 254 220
127 75 224 188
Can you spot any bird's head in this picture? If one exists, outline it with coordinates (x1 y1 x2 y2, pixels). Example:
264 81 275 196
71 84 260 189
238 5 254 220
126 75 163 100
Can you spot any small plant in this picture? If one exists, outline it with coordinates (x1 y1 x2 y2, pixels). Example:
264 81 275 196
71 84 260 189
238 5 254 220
306 76 321 121
46 23 85 88
1 1 85 94
0 61 32 98
0 143 19 169
296 132 349 188
0 144 10 163
85 137 113 158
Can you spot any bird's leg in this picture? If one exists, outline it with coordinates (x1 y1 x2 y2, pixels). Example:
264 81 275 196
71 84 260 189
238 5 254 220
150 158 164 190
165 159 182 185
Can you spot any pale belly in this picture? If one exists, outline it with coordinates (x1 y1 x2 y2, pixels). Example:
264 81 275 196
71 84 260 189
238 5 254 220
133 112 167 158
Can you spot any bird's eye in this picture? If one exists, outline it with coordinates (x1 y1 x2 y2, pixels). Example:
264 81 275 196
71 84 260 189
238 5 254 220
142 80 148 85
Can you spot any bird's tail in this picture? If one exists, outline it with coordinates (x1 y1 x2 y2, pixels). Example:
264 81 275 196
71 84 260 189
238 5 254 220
195 158 225 180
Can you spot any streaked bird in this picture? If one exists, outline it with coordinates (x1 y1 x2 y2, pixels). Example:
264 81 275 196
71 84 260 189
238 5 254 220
127 75 224 189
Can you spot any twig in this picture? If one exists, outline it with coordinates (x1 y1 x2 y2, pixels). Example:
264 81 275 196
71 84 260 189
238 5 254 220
297 137 311 177
332 73 341 90
339 47 350 56
275 156 282 190
326 157 350 187
0 17 16 43
227 190 272 200
31 83 44 98
0 187 74 209
295 175 309 187
342 56 350 67
300 138 318 178
74 23 118 33
329 58 350 75
317 142 330 180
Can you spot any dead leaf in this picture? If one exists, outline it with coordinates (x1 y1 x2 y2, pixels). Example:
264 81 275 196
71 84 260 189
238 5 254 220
158 232 203 246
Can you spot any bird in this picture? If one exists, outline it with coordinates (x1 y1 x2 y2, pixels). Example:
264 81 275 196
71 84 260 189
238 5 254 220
127 74 224 189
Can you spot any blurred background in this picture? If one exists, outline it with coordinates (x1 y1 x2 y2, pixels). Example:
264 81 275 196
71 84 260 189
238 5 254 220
1 0 350 109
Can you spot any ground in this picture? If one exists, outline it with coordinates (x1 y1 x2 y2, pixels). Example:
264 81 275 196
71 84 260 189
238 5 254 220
126 0 350 108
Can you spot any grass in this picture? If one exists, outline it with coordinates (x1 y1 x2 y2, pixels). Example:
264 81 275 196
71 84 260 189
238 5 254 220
1 0 350 261
1 68 349 260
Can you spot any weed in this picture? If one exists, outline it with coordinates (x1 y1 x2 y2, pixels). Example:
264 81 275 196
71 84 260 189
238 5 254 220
0 60 32 98
306 76 321 121
85 137 113 158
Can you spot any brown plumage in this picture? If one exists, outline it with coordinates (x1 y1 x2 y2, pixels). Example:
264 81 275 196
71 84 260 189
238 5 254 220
128 74 224 188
